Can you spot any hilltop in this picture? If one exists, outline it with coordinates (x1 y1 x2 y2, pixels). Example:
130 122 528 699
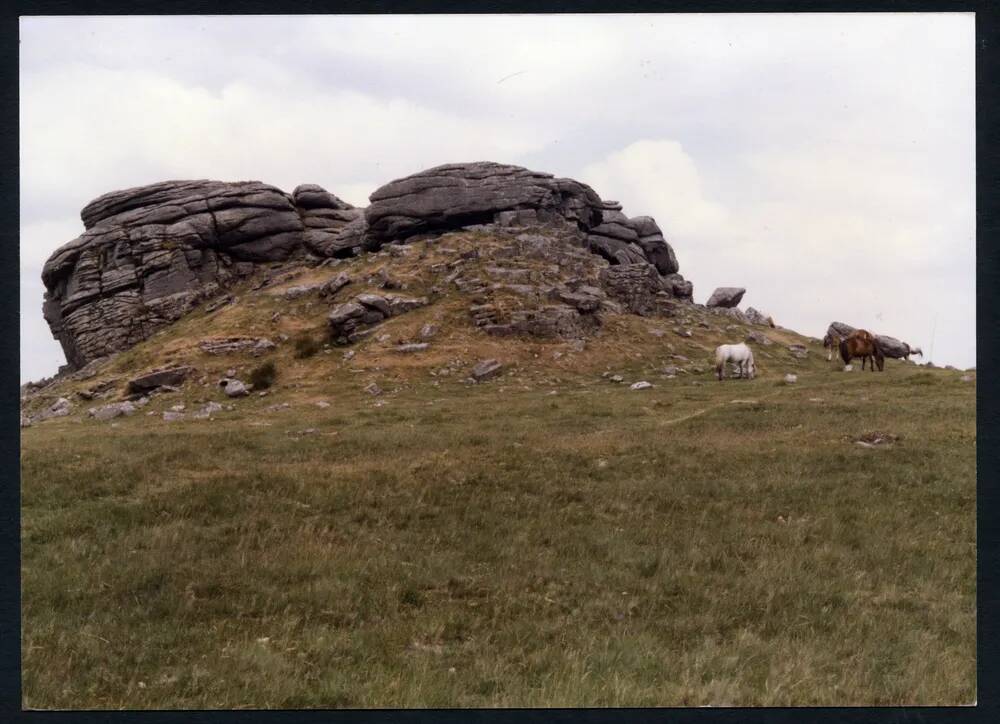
19 163 975 708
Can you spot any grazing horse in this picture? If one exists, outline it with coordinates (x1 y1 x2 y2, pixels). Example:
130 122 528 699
715 343 756 380
839 329 884 371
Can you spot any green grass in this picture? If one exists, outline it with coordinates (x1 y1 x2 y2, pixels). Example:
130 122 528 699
21 358 975 708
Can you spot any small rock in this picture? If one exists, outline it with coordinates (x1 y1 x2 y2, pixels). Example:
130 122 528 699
316 400 331 408
418 323 439 340
283 283 325 300
343 350 356 361
170 404 185 412
364 382 383 396
746 330 772 346
471 359 503 382
397 343 429 353
220 379 249 398
20 415 31 428
162 411 186 422
783 374 798 384
610 375 624 383
630 381 653 390
88 401 137 421
661 365 681 376
37 397 73 421
674 328 693 338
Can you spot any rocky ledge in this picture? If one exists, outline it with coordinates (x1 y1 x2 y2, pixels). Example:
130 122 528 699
41 161 693 369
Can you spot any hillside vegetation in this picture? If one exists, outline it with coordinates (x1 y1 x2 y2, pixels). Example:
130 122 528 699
21 229 976 708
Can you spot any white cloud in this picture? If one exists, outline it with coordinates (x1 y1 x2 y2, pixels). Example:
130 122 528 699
18 13 976 379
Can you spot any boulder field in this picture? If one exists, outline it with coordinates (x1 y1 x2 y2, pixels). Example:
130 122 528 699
41 162 693 369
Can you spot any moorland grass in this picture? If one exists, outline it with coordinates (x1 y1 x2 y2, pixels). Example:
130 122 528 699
21 362 975 708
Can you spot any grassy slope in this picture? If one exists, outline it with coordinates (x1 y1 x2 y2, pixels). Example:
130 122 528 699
20 232 976 708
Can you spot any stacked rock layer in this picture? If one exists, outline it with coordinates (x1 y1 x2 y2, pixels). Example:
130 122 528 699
41 162 692 369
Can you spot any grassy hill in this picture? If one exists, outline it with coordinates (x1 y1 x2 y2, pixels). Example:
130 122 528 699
20 229 976 708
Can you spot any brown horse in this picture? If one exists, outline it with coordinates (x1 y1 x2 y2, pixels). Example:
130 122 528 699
839 329 884 371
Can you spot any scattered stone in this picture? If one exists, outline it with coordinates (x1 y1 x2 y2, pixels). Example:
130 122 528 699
783 374 798 384
191 401 224 419
630 381 653 390
204 295 234 313
610 375 624 383
127 366 195 394
343 350 356 361
283 283 324 300
36 397 73 421
662 365 681 376
200 337 276 356
397 343 429 353
364 382 383 396
788 344 808 359
745 307 775 327
853 431 898 448
265 402 292 412
746 330 772 346
419 323 439 340
219 379 249 398
20 415 32 428
170 404 185 412
88 401 137 421
674 328 693 338
316 400 331 408
471 359 503 382
162 411 186 422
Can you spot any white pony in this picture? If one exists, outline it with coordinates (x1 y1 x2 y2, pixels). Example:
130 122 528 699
715 343 756 381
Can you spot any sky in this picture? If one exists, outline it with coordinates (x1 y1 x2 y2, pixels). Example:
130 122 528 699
19 13 976 381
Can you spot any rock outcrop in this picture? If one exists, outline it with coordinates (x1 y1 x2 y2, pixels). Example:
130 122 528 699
42 180 311 368
41 162 695 370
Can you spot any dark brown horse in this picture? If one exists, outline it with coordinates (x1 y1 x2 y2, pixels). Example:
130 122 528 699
839 329 884 371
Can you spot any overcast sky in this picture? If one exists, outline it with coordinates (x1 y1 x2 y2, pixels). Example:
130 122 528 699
19 13 975 381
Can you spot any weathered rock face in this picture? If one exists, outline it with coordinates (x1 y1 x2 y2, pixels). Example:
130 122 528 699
294 184 365 257
365 162 605 244
42 162 694 370
42 179 313 368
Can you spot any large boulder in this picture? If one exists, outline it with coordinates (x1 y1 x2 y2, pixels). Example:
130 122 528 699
826 321 856 339
706 287 746 308
42 180 312 368
875 335 918 359
364 162 605 244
